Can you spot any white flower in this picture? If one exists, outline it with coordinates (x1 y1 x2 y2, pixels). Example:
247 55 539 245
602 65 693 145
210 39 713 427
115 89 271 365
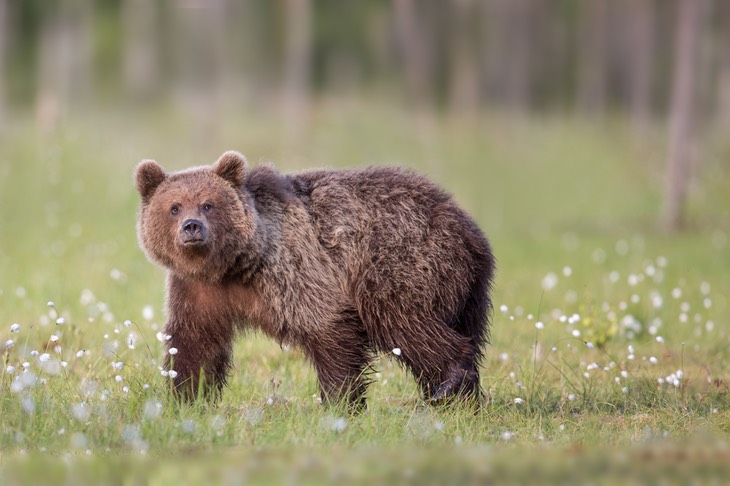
568 393 576 401
535 321 544 330
56 317 65 325
562 266 572 277
112 361 124 370
123 320 132 327
115 375 123 382
585 342 595 349
160 370 169 377
10 323 20 333
541 272 558 291
6 365 15 374
49 335 60 342
47 301 55 308
76 350 85 358
571 329 581 337
142 305 154 320
168 370 178 379
501 431 513 441
392 348 402 356
656 336 664 343
499 304 508 313
513 397 524 405
649 356 658 364
143 400 162 420
168 347 178 355
39 353 50 362
326 417 347 432
156 332 172 343
72 403 90 421
6 339 14 348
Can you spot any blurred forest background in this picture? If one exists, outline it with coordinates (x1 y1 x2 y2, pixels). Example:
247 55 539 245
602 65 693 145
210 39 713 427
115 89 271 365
1 2 730 476
0 0 727 230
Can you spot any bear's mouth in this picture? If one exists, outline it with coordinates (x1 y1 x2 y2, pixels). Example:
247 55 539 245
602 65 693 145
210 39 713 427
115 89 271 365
180 237 207 247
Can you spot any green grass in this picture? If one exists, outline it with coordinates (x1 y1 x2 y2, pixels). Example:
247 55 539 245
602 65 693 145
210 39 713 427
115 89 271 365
1 102 729 482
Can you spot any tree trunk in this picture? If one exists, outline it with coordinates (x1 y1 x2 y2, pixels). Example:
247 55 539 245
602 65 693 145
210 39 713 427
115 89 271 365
449 0 479 118
282 0 312 143
35 1 92 132
393 0 431 109
662 0 702 231
0 0 6 125
123 0 159 99
716 3 730 128
482 0 530 112
628 0 654 136
576 0 608 117
0 0 8 126
172 0 229 143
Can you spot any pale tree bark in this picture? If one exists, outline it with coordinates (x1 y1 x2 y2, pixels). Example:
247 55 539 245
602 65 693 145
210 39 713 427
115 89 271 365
482 0 532 113
0 0 9 125
628 0 654 136
0 0 6 125
662 0 702 231
715 3 730 128
282 0 312 143
576 0 608 117
35 1 92 132
449 0 479 118
123 0 159 99
393 0 430 108
173 0 229 142
502 0 531 112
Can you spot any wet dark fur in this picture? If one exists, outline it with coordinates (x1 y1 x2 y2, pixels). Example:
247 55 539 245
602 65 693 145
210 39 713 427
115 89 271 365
135 152 495 409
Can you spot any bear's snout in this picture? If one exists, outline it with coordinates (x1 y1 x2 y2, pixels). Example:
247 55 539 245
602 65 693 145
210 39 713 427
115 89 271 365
180 219 208 245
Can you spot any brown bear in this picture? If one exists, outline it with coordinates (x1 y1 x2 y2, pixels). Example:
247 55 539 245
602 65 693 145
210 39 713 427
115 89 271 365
135 151 495 409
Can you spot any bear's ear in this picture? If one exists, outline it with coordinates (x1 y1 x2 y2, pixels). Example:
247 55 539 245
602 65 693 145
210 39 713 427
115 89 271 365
135 160 166 203
213 151 247 188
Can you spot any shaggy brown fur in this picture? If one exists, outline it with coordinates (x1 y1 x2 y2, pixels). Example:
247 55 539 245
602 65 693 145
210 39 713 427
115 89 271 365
135 151 495 408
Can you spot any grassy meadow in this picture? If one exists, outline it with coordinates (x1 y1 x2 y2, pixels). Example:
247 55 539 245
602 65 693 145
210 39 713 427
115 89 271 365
1 103 729 483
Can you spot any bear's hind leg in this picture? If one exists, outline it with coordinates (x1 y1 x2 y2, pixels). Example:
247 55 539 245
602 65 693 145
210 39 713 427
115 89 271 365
305 311 373 412
428 358 482 404
363 313 482 404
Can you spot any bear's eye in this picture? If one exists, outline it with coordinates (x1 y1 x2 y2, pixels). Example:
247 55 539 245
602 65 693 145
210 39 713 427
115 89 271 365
170 205 180 216
202 203 213 213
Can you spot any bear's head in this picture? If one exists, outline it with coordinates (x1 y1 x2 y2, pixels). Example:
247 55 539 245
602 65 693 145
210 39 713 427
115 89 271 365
135 151 255 281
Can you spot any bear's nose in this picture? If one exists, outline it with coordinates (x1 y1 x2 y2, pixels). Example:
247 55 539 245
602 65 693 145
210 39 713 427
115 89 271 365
182 219 202 236
180 219 207 244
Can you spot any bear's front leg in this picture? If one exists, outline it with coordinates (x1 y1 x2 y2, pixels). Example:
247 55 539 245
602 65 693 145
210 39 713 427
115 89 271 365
164 277 235 400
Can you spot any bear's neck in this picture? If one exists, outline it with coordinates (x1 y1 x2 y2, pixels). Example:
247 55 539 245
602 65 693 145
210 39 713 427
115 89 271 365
224 211 276 284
